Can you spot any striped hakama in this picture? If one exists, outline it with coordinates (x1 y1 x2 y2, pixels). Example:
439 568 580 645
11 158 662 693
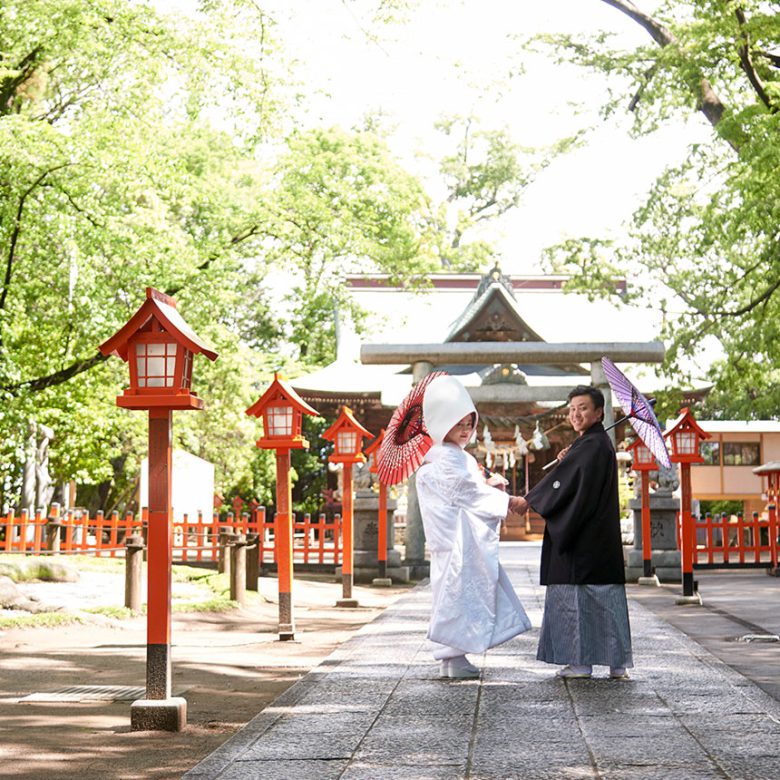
537 584 633 668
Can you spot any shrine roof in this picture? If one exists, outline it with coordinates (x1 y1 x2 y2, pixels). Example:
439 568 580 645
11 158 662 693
696 421 780 433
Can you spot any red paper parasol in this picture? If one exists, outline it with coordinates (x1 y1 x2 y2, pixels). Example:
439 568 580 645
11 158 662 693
376 371 447 485
601 356 671 469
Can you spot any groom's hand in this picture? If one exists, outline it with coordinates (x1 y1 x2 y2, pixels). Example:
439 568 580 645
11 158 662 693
508 496 528 515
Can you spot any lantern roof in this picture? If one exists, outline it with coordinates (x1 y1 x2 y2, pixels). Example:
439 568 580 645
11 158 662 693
664 407 711 440
246 372 319 419
625 435 658 469
753 460 780 475
322 405 374 442
625 436 653 454
99 287 218 362
363 428 386 458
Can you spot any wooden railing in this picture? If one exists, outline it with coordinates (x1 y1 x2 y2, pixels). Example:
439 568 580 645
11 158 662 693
680 506 779 569
0 506 344 567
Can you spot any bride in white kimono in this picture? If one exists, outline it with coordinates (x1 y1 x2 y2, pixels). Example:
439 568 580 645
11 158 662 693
416 375 531 679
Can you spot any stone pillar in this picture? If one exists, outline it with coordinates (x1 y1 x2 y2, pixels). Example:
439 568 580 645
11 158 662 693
230 534 247 606
400 361 434 580
625 466 681 582
350 488 408 583
591 361 614 446
125 534 145 614
246 533 259 592
402 472 429 579
21 422 36 513
45 503 62 553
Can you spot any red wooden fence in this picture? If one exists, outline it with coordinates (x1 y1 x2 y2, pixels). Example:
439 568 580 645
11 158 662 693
1 506 343 566
677 506 779 569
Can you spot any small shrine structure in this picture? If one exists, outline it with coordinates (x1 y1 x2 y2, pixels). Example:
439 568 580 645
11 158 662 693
293 266 666 570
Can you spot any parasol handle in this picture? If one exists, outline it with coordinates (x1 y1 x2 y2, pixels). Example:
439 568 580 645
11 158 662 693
603 397 657 434
542 397 658 470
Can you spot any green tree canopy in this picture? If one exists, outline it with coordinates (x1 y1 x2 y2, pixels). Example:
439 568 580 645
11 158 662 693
532 0 780 418
0 0 456 513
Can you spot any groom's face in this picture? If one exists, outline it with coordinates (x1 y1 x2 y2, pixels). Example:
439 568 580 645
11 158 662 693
568 394 602 434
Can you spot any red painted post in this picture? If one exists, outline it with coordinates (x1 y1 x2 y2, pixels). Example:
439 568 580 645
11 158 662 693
640 471 652 578
195 511 204 562
3 511 12 552
334 513 341 566
79 510 89 553
317 512 326 564
210 511 219 563
33 508 43 553
64 510 75 553
752 511 761 563
179 514 188 563
95 510 105 557
769 504 778 569
704 512 713 564
19 509 28 552
145 407 174 700
275 449 295 640
109 510 119 558
679 463 695 597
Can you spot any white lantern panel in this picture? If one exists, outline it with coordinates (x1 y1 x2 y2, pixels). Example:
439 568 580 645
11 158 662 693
135 341 178 388
267 404 293 437
337 430 357 454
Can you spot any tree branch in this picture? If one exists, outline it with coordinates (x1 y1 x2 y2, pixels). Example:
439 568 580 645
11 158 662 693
0 46 44 115
1 164 73 319
5 352 110 394
3 219 266 395
712 275 780 320
735 7 776 113
599 0 674 47
599 0 731 142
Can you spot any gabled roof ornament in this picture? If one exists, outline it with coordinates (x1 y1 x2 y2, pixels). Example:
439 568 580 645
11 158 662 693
475 262 515 300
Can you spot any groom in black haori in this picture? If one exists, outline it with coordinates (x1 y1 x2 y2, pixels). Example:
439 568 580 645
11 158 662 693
515 385 633 679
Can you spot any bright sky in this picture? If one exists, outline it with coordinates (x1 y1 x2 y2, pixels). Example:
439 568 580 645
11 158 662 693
153 0 718 381
262 0 710 273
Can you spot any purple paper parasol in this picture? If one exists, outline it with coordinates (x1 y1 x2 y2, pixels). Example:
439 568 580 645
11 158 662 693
601 356 671 469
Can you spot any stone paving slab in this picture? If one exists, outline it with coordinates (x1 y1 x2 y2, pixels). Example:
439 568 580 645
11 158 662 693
184 545 780 780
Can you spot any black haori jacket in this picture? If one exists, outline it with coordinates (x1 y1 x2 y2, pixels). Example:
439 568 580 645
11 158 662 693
525 422 625 586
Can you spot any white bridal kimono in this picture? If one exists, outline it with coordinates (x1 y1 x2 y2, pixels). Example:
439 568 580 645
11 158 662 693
417 443 532 659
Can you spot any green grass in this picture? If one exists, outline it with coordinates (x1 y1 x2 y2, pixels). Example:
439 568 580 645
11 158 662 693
172 596 238 613
0 611 86 629
0 553 127 582
84 605 137 619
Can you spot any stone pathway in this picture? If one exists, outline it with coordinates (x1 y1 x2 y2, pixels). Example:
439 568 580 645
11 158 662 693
184 545 780 780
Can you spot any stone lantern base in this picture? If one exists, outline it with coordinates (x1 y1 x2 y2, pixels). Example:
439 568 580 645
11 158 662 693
338 489 410 583
624 493 682 583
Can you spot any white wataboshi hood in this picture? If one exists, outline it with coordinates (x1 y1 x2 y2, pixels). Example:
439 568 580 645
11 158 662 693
422 374 478 446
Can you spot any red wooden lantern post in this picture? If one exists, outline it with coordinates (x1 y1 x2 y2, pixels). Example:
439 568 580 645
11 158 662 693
99 287 218 731
323 406 373 607
364 429 392 586
246 373 319 640
665 407 710 600
626 437 659 583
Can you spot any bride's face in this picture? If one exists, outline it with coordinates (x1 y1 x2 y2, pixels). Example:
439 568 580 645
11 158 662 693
444 413 474 448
